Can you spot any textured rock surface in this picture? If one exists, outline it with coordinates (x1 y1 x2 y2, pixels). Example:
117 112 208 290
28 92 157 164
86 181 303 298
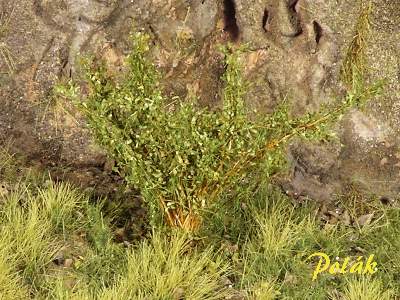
0 0 399 202
284 0 400 202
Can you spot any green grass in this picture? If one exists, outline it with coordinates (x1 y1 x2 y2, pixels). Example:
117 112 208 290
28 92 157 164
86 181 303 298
232 184 400 299
98 232 232 300
0 176 398 299
0 171 233 299
340 277 395 300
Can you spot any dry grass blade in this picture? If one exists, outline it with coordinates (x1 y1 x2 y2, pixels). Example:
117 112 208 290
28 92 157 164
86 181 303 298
341 0 372 87
0 5 16 74
0 6 14 38
0 43 16 73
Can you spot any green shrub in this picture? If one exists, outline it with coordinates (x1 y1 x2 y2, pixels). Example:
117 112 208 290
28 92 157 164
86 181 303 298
70 34 267 230
61 31 381 230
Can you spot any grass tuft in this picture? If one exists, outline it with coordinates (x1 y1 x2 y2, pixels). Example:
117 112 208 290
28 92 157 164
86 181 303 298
100 232 232 300
253 195 315 261
341 0 373 90
341 277 394 300
0 252 30 299
0 188 60 288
